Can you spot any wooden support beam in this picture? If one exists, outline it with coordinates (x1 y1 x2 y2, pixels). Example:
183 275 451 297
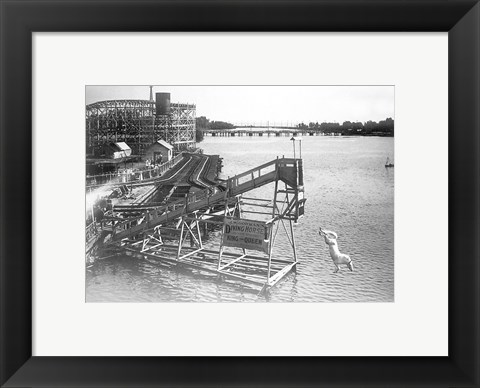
241 196 272 202
178 255 217 269
178 248 205 261
198 248 294 264
216 270 266 286
241 202 274 208
268 262 297 287
241 210 274 216
219 269 266 280
218 254 247 271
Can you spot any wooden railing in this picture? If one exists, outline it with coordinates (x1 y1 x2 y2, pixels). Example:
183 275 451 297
86 154 183 189
86 222 97 241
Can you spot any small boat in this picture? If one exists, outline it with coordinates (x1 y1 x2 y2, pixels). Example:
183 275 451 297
385 157 394 168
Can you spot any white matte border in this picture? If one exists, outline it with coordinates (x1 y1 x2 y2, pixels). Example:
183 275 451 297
33 33 448 356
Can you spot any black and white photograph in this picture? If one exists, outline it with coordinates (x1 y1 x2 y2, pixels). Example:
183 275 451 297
85 85 394 302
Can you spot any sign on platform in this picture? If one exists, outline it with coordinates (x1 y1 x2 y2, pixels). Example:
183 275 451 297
222 218 270 254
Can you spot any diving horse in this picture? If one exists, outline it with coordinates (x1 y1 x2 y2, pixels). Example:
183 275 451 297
319 228 354 273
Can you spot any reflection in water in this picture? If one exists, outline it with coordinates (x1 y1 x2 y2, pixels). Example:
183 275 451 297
87 136 394 302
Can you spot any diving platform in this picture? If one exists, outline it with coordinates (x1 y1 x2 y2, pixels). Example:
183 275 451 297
96 157 306 291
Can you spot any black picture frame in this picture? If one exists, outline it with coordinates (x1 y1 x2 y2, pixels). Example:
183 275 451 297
1 1 479 387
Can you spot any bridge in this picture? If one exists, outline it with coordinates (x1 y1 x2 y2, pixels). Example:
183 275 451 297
235 124 299 129
93 157 306 291
203 129 327 137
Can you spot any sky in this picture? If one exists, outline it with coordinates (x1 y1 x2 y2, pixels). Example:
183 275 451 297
86 85 394 125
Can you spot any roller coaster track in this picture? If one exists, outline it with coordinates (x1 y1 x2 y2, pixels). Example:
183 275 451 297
110 157 302 241
149 153 220 191
187 154 224 192
187 154 211 190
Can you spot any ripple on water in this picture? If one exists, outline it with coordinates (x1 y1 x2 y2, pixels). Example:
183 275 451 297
86 136 394 302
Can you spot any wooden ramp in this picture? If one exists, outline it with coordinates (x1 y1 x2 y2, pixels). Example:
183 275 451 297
110 157 303 241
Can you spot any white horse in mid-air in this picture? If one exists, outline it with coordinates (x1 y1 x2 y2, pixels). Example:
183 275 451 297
319 228 353 273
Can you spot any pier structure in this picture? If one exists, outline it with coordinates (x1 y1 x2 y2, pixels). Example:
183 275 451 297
203 129 327 137
96 157 306 291
86 94 196 156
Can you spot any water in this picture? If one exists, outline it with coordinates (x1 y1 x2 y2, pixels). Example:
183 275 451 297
86 135 394 302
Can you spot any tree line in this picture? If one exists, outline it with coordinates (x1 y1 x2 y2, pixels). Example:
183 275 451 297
196 116 235 130
296 118 394 136
196 116 236 142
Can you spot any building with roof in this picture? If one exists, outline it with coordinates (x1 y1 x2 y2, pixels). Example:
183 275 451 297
145 140 173 165
104 142 132 159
